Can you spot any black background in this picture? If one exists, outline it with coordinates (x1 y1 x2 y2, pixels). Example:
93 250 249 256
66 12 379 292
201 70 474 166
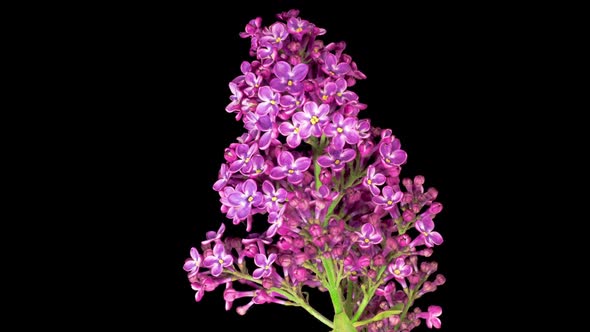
71 0 516 330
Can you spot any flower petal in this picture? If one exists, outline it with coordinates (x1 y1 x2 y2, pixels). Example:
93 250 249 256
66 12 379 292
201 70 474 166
291 63 309 81
317 155 332 168
252 267 264 279
269 167 286 180
294 157 311 171
213 243 225 257
278 151 294 166
183 260 196 272
210 264 223 277
273 61 291 79
254 253 266 267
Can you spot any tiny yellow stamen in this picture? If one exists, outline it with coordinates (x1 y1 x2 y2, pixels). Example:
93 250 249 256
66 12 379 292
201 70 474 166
288 169 294 174
270 100 276 105
367 179 372 185
218 259 224 264
296 27 303 33
394 269 400 275
387 200 393 205
337 127 343 133
335 160 341 165
271 197 277 202
275 37 281 43
322 95 328 101
364 238 370 243
288 80 293 86
248 196 254 202
310 115 319 125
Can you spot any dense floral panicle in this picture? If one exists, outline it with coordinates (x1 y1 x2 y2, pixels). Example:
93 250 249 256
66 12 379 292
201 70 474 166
185 10 444 331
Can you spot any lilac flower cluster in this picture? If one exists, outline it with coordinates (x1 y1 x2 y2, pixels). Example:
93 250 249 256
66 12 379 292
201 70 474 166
184 9 445 332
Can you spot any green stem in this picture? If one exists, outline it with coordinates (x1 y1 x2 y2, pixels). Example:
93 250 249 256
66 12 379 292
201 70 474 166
323 194 344 226
394 289 415 331
351 289 371 322
227 270 334 329
315 159 322 191
344 280 354 316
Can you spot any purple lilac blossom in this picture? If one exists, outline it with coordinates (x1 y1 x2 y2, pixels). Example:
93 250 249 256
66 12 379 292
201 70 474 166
185 11 445 331
269 151 311 185
203 243 233 277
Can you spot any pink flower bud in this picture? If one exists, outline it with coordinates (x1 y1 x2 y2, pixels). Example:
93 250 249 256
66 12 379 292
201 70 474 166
224 147 237 163
319 169 332 184
357 140 374 158
278 255 292 267
434 274 446 286
373 254 385 266
294 252 308 265
397 234 411 247
304 244 317 258
287 41 301 52
403 209 416 223
414 175 425 186
418 248 433 257
428 202 443 214
309 224 323 237
312 236 326 247
262 278 273 289
293 267 308 282
385 237 398 251
421 281 437 293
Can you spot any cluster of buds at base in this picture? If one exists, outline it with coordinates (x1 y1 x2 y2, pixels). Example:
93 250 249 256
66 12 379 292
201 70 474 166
184 9 445 332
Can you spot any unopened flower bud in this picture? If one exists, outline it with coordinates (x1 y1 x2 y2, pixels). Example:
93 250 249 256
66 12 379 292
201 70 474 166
287 41 301 52
402 209 416 223
262 278 273 289
312 236 326 247
418 248 433 257
408 274 420 286
309 224 323 237
224 147 237 163
421 281 437 293
386 237 398 251
433 274 446 286
367 269 377 279
331 245 344 258
293 267 309 282
397 234 411 247
373 254 385 266
278 255 292 267
428 202 443 214
294 252 308 265
424 187 438 201
414 175 425 186
318 170 332 185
